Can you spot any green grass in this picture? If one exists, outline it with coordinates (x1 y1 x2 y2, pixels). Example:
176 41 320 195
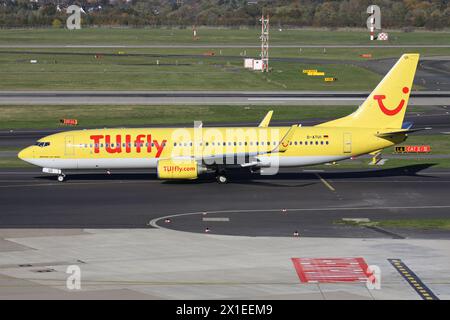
3 46 449 60
0 104 356 130
0 49 384 90
2 28 450 45
376 219 450 230
338 218 450 230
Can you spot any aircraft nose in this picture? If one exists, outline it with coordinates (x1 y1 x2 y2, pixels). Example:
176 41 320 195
18 146 33 161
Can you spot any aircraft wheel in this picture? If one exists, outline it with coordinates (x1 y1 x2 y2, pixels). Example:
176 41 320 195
216 174 228 184
57 174 66 182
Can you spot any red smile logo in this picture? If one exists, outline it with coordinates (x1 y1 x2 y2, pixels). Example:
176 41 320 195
374 87 409 116
282 142 289 148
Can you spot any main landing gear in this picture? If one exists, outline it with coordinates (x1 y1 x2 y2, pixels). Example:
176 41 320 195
216 174 228 184
215 169 228 184
57 173 66 182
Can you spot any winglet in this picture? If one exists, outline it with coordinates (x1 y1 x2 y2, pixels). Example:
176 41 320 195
258 110 273 127
272 125 298 153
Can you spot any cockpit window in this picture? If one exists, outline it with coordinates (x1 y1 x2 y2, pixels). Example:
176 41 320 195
35 142 50 147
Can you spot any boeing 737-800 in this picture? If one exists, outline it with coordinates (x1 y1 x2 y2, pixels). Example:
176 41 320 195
18 54 420 183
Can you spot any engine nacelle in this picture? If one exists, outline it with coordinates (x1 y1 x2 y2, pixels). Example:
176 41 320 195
157 159 204 180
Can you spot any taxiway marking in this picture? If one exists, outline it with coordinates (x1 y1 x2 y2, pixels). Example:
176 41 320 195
315 173 336 192
202 217 230 222
149 205 450 230
388 259 439 300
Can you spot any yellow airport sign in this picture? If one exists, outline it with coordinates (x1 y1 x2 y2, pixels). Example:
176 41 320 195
307 71 325 76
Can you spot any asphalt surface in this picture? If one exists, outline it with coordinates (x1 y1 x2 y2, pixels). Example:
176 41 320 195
1 90 449 105
0 165 450 240
2 108 449 238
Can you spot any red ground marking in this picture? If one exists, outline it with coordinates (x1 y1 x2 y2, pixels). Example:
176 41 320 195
291 257 372 283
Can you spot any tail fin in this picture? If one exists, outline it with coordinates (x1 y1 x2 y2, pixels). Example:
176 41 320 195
318 53 419 129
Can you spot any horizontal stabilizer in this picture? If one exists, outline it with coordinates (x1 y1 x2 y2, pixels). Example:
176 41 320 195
376 127 431 137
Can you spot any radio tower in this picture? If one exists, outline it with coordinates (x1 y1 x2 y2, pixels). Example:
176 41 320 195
260 14 269 72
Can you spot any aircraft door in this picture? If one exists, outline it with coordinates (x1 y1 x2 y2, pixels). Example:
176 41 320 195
65 135 75 156
343 133 352 153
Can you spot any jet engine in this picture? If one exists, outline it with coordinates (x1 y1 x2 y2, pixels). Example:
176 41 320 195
156 159 206 180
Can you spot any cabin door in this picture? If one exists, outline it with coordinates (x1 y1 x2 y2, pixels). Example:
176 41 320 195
343 133 352 153
65 135 75 156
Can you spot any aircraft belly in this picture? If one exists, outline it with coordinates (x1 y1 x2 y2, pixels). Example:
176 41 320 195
28 158 158 169
77 158 158 169
258 155 349 167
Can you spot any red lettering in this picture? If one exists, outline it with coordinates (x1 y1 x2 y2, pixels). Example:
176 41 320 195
105 135 122 154
90 135 104 154
134 134 145 153
153 139 167 158
125 134 131 153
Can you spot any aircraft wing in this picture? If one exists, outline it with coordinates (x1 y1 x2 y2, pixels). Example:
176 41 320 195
198 125 299 167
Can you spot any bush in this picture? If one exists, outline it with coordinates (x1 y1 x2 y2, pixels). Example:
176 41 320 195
52 18 62 29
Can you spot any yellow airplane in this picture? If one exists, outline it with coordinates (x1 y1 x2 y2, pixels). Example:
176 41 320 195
19 53 420 183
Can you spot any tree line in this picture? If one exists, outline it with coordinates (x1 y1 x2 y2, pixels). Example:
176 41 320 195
1 0 450 29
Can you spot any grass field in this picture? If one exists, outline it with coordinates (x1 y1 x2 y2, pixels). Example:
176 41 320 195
2 46 449 60
0 50 385 90
0 104 357 129
338 218 450 230
2 27 449 90
0 104 431 130
2 28 450 45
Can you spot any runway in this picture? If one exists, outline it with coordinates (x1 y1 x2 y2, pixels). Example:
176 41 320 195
2 44 450 48
0 165 449 239
1 90 450 105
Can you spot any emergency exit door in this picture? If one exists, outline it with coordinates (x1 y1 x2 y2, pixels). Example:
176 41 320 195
343 133 352 153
